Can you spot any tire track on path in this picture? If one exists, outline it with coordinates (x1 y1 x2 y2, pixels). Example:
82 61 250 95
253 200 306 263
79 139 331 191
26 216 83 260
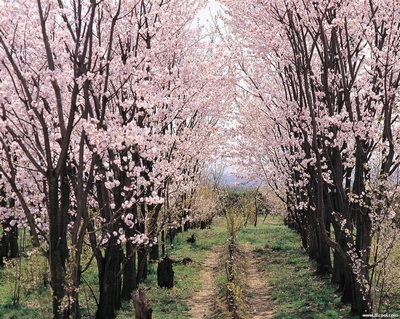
186 242 276 319
187 245 221 319
241 243 276 319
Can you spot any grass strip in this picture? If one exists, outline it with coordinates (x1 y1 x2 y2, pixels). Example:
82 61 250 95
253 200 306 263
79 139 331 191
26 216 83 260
116 218 228 319
3 216 398 318
237 216 353 319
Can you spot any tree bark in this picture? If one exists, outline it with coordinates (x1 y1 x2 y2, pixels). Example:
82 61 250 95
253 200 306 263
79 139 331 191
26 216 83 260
96 235 122 319
121 213 138 299
48 170 69 319
94 165 122 319
8 224 18 259
0 224 10 266
136 244 148 283
0 221 19 265
132 289 152 319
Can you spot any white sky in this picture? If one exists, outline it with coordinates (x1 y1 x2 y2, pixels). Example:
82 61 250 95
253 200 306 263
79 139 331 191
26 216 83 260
196 0 223 26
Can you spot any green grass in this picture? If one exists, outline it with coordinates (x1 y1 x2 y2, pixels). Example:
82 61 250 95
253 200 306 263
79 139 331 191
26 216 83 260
0 252 52 319
116 218 228 319
0 219 228 319
236 216 353 319
2 216 398 319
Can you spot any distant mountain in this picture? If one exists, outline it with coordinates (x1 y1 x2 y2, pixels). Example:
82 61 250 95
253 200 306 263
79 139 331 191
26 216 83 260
221 172 260 188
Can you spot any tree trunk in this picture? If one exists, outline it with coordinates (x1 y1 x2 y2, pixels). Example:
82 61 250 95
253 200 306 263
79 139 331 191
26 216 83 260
0 198 18 264
96 236 122 319
331 222 349 288
132 289 152 319
150 244 159 262
352 212 372 314
122 248 137 298
0 224 10 266
8 224 19 259
306 208 332 274
350 147 373 315
48 171 69 319
148 203 162 262
136 204 148 283
157 256 174 288
161 230 166 257
137 245 148 283
122 217 138 299
94 165 123 319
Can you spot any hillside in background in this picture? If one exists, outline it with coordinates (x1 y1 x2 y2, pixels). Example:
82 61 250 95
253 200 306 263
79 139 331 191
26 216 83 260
221 171 260 188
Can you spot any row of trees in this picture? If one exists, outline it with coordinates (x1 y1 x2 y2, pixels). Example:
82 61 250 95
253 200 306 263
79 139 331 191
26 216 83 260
221 0 400 316
0 1 229 318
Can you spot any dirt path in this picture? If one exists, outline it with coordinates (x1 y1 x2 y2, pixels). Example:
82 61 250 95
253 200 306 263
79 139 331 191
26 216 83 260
187 243 276 319
241 243 276 319
187 245 221 319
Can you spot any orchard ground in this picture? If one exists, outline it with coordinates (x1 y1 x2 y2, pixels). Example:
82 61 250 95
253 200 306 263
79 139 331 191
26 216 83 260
3 215 397 318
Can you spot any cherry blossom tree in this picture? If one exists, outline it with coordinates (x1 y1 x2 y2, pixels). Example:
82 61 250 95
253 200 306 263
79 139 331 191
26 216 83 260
0 188 18 265
221 0 400 315
0 1 228 319
0 0 89 316
79 2 228 316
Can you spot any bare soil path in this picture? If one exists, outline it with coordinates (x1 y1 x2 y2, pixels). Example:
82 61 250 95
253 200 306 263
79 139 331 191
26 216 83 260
187 245 221 319
187 242 276 319
241 243 276 319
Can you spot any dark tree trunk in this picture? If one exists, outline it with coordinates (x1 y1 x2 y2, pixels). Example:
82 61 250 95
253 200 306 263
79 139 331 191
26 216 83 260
350 148 373 315
157 256 174 288
306 208 332 274
0 224 10 266
183 220 189 232
8 224 18 259
9 198 18 259
331 222 349 288
340 265 356 305
121 209 138 298
286 206 308 250
148 203 162 262
316 233 332 275
298 212 308 250
168 226 177 246
96 236 122 319
0 221 19 265
150 243 159 262
306 212 318 259
137 245 148 283
122 248 137 298
161 230 165 257
122 210 138 299
0 197 18 265
136 203 148 282
48 171 69 319
94 161 123 319
353 212 372 314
